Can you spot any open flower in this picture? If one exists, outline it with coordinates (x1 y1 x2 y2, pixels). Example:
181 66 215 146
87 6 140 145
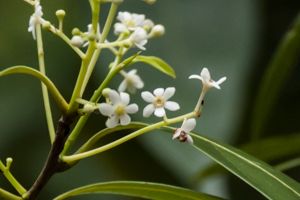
99 90 138 128
114 12 154 35
129 27 148 50
173 118 196 145
141 87 180 118
189 68 226 91
28 2 45 40
118 69 144 94
83 23 101 47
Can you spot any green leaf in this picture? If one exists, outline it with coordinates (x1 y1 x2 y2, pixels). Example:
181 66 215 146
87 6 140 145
53 181 223 200
0 66 68 112
251 11 300 140
193 134 300 181
190 132 300 200
131 55 176 78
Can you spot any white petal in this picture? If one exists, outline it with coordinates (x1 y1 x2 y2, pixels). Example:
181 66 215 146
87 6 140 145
106 115 119 128
140 19 155 28
118 80 127 92
172 129 181 139
164 101 180 111
189 74 202 80
181 118 196 133
162 87 175 101
126 104 138 114
153 88 164 97
98 103 114 116
137 39 147 46
186 134 194 145
127 85 136 94
109 90 121 105
133 77 144 89
134 43 146 50
127 69 137 75
133 14 145 26
120 92 130 106
141 91 155 103
120 113 131 125
216 77 227 85
154 107 165 117
201 68 211 83
210 82 221 89
143 104 155 117
114 23 127 34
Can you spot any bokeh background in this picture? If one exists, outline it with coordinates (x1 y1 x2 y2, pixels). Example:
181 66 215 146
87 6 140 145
1 0 300 199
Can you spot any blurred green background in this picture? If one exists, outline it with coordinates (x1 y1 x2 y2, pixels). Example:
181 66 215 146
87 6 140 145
1 0 300 199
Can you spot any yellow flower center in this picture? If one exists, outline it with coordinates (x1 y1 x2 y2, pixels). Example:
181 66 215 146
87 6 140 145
125 19 135 27
153 96 164 107
115 104 126 116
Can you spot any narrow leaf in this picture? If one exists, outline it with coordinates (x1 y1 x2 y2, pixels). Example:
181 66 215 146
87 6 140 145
54 181 223 200
190 132 300 200
251 11 300 140
131 55 176 78
0 66 68 112
194 134 300 181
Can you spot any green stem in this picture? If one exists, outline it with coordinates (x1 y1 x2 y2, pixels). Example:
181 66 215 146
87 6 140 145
61 62 122 156
0 188 22 200
61 111 197 163
55 31 85 59
61 3 119 155
80 3 119 96
36 24 55 143
0 160 27 196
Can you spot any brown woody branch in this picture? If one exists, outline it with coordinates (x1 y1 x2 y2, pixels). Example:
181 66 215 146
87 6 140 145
27 114 76 200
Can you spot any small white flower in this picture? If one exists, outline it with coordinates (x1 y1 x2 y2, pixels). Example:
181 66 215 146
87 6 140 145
173 118 196 145
141 87 180 118
99 90 138 128
114 12 154 35
83 23 101 47
118 69 144 94
189 68 226 91
28 2 45 40
129 27 148 50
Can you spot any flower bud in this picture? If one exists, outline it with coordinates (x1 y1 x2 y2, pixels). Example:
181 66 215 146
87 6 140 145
42 21 51 30
83 104 95 114
56 10 66 20
71 36 84 47
72 28 81 35
102 88 111 98
148 24 165 38
122 40 132 48
122 29 130 36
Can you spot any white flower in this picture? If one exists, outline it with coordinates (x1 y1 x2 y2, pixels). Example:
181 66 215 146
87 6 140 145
141 87 180 118
99 90 138 128
114 12 154 35
83 23 101 47
118 69 144 94
28 2 45 40
129 27 148 50
189 68 226 91
173 118 196 145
